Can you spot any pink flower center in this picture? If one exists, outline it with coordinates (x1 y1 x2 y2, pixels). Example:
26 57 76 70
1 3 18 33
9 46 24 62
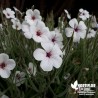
74 27 79 32
83 13 85 15
32 16 35 20
7 13 10 16
52 37 56 42
36 30 42 36
46 52 52 58
0 63 6 69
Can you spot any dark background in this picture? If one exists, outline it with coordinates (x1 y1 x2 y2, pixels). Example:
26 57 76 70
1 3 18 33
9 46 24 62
0 0 98 21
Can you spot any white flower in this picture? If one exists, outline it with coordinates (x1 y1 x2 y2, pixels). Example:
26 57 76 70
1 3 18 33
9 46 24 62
42 28 63 49
11 18 21 30
21 21 32 39
27 62 36 76
0 53 16 78
1 95 9 98
33 43 62 71
3 8 15 19
87 28 96 38
64 9 71 19
13 71 25 86
65 18 87 42
30 20 50 43
79 8 89 20
25 9 42 25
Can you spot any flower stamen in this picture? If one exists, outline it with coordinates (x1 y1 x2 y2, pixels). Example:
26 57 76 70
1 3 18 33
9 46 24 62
32 16 35 20
0 63 6 69
46 52 52 58
36 30 42 36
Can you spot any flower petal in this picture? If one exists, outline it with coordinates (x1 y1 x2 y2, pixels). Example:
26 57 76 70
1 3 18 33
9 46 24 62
69 18 78 28
22 21 30 33
24 32 33 39
0 69 11 78
65 27 73 37
78 30 86 39
0 53 9 64
73 32 80 42
5 59 16 70
52 44 63 55
40 59 53 71
33 48 46 61
41 42 54 51
78 21 87 30
79 8 83 12
34 9 40 15
26 9 33 16
52 56 62 68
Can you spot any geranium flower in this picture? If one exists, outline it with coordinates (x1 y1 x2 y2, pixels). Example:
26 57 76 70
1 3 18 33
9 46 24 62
27 62 36 76
21 21 32 39
87 28 96 38
3 8 15 19
1 95 9 98
79 8 89 20
11 18 21 30
0 53 16 78
65 18 87 42
33 43 62 71
64 9 71 19
30 20 50 43
13 71 25 86
25 9 42 25
41 28 63 49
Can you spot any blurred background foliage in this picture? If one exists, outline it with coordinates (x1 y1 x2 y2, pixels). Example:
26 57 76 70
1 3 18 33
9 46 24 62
0 0 98 26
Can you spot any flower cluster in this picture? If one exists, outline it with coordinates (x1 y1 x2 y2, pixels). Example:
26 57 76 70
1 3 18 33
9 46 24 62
0 6 98 98
21 8 63 71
